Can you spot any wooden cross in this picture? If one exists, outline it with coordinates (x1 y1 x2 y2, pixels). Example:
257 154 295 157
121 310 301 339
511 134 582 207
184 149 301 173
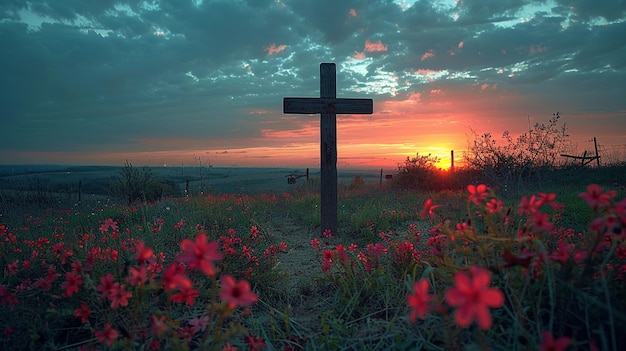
283 63 373 235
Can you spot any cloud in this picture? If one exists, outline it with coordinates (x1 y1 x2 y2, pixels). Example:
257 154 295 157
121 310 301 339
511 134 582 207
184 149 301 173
0 0 624 166
265 43 286 55
364 39 388 52
353 51 366 59
420 50 435 61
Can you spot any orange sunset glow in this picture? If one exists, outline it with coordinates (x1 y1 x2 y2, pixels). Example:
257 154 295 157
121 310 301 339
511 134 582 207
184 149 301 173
1 1 624 168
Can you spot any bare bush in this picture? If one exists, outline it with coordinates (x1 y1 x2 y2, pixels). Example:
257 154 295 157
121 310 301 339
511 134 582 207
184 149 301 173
465 112 569 189
108 161 172 205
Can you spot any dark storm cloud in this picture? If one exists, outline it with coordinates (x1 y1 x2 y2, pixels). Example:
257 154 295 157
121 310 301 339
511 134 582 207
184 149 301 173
0 0 624 161
287 0 366 44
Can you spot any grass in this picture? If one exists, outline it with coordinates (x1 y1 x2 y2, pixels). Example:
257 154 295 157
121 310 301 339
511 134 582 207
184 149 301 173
0 167 625 350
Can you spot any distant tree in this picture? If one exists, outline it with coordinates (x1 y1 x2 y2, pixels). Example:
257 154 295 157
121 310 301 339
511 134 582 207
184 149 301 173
109 161 170 205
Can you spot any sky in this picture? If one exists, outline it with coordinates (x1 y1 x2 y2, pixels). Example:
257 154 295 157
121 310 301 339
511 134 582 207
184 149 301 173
1 0 625 170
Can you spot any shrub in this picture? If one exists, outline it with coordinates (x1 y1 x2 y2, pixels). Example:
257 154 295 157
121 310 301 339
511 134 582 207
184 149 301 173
394 153 442 191
349 175 365 190
465 112 569 190
109 161 172 205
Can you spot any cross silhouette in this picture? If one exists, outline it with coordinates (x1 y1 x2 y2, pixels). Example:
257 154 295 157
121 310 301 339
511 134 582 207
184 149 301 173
283 63 373 235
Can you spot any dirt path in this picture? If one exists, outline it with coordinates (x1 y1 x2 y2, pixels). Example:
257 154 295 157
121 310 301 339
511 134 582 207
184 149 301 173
255 217 331 337
270 218 321 289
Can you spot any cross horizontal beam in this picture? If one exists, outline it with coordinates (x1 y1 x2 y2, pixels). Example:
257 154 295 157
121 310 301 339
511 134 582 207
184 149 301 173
283 98 373 115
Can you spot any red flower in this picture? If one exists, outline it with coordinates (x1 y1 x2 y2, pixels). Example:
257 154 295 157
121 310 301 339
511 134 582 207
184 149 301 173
322 229 332 238
34 278 52 291
176 232 223 276
96 273 116 299
250 225 260 238
6 260 19 275
150 314 168 338
485 198 503 214
219 275 258 309
579 184 617 210
73 302 91 324
0 285 19 308
366 242 387 257
51 242 73 264
550 240 574 264
537 192 560 210
161 263 192 292
321 250 334 273
95 323 119 346
127 266 148 287
420 199 440 220
99 218 118 234
108 283 132 309
71 261 82 274
467 184 489 205
61 271 83 297
502 248 532 268
171 288 199 306
244 335 266 351
188 316 210 333
538 331 571 351
532 211 554 232
134 241 154 265
174 219 186 230
445 266 504 330
335 244 349 264
426 235 446 258
310 238 321 252
407 279 433 322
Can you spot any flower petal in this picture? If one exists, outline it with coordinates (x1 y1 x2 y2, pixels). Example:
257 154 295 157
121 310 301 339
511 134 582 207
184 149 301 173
470 267 491 289
482 288 505 308
475 305 493 330
445 287 465 306
454 271 472 293
454 304 474 327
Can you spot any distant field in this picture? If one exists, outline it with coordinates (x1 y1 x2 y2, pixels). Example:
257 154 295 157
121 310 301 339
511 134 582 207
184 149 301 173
0 164 392 197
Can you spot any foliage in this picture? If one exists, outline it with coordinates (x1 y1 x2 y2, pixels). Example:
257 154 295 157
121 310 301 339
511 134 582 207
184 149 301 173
108 160 173 205
394 153 446 191
465 112 569 189
1 172 625 350
310 183 626 350
0 195 288 350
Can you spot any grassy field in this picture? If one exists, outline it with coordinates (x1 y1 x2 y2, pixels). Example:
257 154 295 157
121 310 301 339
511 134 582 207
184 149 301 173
0 164 624 350
0 164 388 195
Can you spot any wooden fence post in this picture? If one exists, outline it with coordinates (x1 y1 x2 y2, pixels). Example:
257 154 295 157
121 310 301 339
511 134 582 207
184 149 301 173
451 150 455 172
594 137 600 167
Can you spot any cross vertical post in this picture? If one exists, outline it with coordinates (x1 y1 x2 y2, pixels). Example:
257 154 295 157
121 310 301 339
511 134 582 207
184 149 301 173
320 63 337 236
283 63 373 235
